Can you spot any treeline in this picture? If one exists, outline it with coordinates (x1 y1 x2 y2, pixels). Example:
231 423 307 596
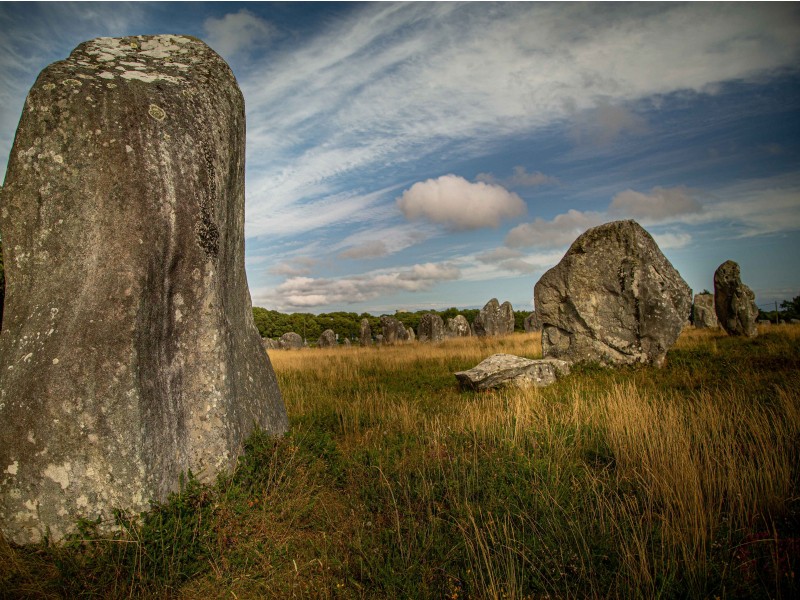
758 296 800 323
252 306 528 342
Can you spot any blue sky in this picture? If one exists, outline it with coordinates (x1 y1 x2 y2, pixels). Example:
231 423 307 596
2 2 799 315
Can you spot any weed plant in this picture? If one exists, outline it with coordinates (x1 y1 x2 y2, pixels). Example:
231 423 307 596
1 327 798 598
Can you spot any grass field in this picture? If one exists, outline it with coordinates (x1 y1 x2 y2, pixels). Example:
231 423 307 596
2 326 799 598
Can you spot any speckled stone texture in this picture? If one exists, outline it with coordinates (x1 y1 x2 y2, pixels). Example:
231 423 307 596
418 313 445 342
473 298 515 337
0 35 288 544
455 354 570 391
714 260 758 337
692 292 718 329
534 220 692 367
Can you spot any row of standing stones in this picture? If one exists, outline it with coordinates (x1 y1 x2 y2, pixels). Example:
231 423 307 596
456 221 760 390
0 36 761 545
263 300 514 350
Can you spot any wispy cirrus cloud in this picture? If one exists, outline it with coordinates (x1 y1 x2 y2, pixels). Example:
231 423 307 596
476 166 560 188
609 186 702 221
237 2 800 239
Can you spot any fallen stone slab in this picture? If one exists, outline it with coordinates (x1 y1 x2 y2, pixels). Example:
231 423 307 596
455 353 571 391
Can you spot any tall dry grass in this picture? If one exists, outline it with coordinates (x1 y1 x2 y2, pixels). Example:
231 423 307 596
3 327 798 599
267 327 800 597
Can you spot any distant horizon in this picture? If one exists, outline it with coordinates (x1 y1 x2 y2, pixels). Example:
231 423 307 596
2 3 799 315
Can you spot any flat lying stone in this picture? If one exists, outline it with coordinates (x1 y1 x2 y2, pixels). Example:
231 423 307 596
455 353 570 391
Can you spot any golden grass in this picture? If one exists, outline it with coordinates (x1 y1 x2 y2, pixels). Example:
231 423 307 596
264 327 800 597
3 326 798 598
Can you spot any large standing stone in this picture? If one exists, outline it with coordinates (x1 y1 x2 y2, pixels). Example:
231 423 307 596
473 299 515 336
446 315 472 338
418 313 445 342
359 318 372 347
318 329 337 348
380 316 407 344
524 311 542 332
455 354 571 391
279 332 304 349
692 292 718 329
534 220 691 367
0 35 288 544
714 260 758 337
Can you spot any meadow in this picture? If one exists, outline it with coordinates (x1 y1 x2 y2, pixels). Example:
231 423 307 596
2 326 799 599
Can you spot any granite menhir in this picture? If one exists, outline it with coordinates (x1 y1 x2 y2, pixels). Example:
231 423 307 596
0 35 288 544
534 220 691 367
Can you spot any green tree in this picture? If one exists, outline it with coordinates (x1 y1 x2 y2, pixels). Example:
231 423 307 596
780 296 800 320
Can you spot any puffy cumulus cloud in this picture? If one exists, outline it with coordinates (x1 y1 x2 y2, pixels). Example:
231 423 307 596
267 261 461 309
609 186 702 221
397 174 526 230
505 209 605 249
476 166 559 188
204 9 275 58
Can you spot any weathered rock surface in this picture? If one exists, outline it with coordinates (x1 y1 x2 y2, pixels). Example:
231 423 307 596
692 292 718 329
359 318 372 346
524 311 542 332
534 220 692 367
380 316 407 344
0 36 288 545
418 313 445 342
406 327 416 342
714 260 758 337
473 299 515 336
318 329 337 348
446 315 472 338
279 332 304 349
455 354 570 391
262 338 280 350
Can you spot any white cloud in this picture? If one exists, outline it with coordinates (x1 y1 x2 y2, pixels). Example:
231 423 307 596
609 186 702 221
339 240 389 260
571 102 649 146
476 166 559 188
238 2 800 242
257 261 461 309
458 248 566 280
269 256 317 277
505 209 606 249
476 247 525 263
203 9 275 59
333 223 433 260
652 232 692 249
397 174 526 230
